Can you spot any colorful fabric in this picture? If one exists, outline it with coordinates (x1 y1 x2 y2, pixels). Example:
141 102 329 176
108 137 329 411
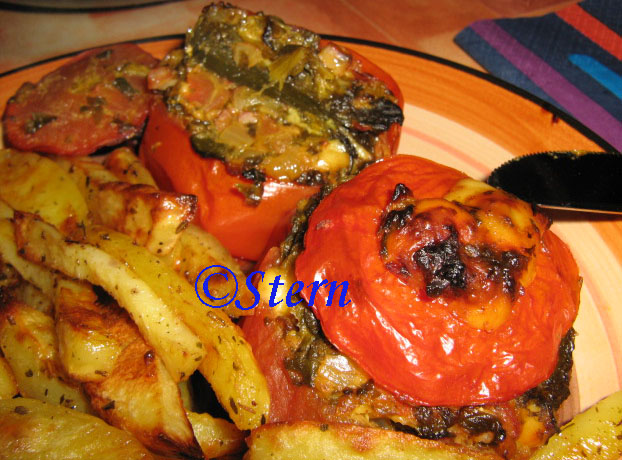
455 0 622 151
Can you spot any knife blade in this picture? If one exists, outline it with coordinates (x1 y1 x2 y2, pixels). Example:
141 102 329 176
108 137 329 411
487 151 622 215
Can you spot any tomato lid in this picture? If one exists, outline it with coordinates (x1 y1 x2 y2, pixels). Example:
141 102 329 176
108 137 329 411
295 155 580 406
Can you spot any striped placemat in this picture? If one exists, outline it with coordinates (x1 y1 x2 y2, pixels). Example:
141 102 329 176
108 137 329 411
455 0 622 152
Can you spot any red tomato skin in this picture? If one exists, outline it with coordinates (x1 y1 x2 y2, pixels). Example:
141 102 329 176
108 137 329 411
3 44 157 156
139 99 320 261
294 155 581 407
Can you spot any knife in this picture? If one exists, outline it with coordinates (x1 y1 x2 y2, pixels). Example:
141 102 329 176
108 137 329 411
487 151 622 215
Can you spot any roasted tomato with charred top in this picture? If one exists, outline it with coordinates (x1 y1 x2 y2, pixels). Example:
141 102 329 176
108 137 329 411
295 155 580 407
139 4 403 261
242 155 581 459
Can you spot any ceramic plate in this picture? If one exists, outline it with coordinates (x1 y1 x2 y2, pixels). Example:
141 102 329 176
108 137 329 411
0 37 619 424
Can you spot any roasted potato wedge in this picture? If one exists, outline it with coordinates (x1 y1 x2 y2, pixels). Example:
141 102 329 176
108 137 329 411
56 156 196 255
104 146 157 186
0 257 20 293
0 397 155 460
10 280 53 315
0 218 57 298
54 279 124 382
245 422 504 460
0 301 90 412
0 356 18 400
85 226 270 430
164 223 254 317
197 336 269 431
92 181 197 255
54 156 119 196
0 149 87 238
0 199 12 219
187 411 245 459
178 379 194 413
55 279 202 458
531 390 622 460
177 379 246 458
13 212 205 382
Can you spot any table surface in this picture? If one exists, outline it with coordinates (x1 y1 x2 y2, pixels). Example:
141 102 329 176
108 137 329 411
0 0 579 74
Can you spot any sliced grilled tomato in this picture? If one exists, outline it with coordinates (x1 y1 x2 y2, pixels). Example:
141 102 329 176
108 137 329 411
294 155 581 406
139 4 403 261
3 44 157 156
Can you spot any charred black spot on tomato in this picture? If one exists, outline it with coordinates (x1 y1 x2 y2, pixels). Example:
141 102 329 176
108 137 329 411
378 184 416 258
353 98 404 132
393 406 457 440
234 167 267 204
241 167 266 184
414 227 467 297
520 328 575 411
377 181 541 303
296 169 325 186
382 206 414 233
458 408 506 445
379 205 413 259
261 15 317 53
480 248 527 298
329 92 355 126
391 183 412 201
261 17 277 51
392 406 507 446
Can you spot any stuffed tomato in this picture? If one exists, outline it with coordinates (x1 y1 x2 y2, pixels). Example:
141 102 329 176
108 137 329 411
242 155 581 459
139 4 403 261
